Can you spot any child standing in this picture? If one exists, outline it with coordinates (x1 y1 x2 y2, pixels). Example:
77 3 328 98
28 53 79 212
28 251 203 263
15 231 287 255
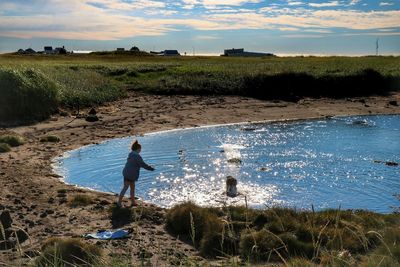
117 140 154 207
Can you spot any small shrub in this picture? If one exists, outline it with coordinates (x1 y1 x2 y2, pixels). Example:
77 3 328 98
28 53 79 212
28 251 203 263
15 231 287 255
35 237 102 266
68 194 92 207
0 135 25 147
0 143 11 153
40 135 60 143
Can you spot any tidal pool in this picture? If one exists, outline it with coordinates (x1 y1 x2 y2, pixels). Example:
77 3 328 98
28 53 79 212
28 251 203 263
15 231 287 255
53 115 400 212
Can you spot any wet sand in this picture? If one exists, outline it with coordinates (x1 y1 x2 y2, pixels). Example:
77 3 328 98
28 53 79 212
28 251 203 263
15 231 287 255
0 92 399 264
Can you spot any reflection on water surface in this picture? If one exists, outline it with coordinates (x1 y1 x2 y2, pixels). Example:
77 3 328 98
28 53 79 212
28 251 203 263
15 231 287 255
54 115 400 212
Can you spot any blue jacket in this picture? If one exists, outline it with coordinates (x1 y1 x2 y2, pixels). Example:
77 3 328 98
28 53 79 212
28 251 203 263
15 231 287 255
122 151 153 181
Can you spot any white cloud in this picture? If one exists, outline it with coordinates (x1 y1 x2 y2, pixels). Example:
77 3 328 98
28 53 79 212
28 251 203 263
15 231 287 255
309 1 340 7
304 29 332 33
278 27 299 31
343 32 400 36
182 0 201 4
200 10 400 31
202 0 261 6
182 0 261 9
287 1 303 6
379 2 394 6
0 0 399 41
349 0 361 5
144 9 178 16
88 0 166 10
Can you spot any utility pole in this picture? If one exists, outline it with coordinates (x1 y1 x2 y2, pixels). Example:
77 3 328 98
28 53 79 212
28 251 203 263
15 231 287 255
376 38 379 56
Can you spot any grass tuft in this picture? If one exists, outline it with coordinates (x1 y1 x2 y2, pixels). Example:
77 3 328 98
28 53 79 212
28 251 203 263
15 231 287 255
68 194 92 208
0 135 25 147
166 202 219 245
166 202 232 257
40 135 60 143
34 237 102 266
0 143 11 153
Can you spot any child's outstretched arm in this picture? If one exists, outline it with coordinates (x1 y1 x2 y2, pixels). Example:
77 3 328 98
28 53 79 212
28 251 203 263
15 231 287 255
138 155 155 171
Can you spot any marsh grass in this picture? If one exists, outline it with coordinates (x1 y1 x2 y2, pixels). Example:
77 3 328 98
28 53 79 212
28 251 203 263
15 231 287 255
0 68 59 124
50 67 125 108
166 202 400 265
1 55 399 125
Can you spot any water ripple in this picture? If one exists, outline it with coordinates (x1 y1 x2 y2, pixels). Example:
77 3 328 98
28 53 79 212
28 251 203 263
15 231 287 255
53 115 400 212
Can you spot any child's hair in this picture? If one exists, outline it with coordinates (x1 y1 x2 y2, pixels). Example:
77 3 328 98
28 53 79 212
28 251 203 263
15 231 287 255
131 140 141 151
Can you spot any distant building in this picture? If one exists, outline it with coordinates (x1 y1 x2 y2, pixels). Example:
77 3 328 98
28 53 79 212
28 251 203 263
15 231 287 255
224 48 244 55
222 48 274 57
16 48 36 54
116 48 125 51
44 46 53 54
54 46 67 54
25 48 36 54
163 50 180 56
150 50 180 56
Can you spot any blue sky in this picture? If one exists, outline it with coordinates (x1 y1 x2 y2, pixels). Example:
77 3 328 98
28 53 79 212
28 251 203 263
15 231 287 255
0 0 399 55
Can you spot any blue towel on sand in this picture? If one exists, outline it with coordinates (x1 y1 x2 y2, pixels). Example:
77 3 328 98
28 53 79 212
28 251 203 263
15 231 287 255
83 229 129 240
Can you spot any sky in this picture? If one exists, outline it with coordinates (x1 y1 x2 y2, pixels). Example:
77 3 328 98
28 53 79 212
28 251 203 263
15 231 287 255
0 0 399 55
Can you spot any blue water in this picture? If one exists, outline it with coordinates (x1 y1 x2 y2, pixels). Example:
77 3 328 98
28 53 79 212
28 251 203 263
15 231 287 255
53 115 400 212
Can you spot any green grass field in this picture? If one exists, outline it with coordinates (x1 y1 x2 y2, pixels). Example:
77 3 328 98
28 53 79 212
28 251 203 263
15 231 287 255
1 54 399 125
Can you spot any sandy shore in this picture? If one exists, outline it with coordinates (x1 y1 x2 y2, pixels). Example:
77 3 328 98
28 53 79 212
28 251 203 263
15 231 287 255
1 92 399 265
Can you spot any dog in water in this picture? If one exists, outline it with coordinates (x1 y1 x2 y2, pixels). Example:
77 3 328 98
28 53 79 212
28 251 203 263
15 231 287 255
226 176 238 197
